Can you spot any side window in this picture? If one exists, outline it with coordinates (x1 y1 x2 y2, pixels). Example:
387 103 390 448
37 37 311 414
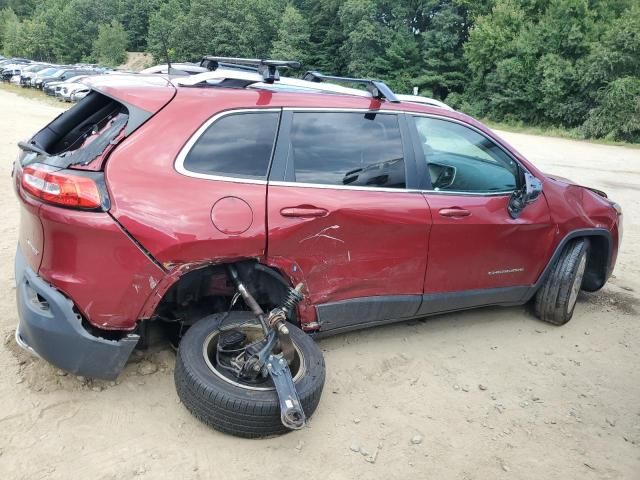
288 112 406 188
414 116 519 193
183 112 279 178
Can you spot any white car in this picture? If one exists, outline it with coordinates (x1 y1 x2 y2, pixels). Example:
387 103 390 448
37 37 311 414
69 87 91 102
58 80 92 102
50 75 91 98
1 63 25 81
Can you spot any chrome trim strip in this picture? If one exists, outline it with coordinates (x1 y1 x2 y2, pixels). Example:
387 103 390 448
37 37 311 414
175 107 518 197
420 189 512 197
269 181 511 196
174 108 280 184
268 180 417 194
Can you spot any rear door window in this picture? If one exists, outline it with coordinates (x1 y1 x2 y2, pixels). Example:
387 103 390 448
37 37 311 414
287 112 406 188
182 111 280 179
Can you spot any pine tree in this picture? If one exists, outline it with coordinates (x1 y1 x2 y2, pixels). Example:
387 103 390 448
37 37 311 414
92 20 128 67
271 5 311 66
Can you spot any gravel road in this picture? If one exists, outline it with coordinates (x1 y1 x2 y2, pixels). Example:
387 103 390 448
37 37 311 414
0 88 638 480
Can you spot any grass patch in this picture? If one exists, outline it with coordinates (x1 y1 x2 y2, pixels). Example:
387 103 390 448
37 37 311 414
0 82 68 109
483 118 640 148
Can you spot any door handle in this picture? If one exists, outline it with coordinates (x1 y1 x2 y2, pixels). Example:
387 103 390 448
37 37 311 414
280 206 328 218
438 207 471 218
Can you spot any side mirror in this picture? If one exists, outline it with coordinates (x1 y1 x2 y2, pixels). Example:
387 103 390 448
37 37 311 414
508 172 542 219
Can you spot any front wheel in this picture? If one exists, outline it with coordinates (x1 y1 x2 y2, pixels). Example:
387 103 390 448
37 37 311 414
534 238 589 325
174 312 325 438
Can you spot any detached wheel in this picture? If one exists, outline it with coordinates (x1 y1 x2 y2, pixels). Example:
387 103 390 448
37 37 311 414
174 312 325 438
535 238 589 325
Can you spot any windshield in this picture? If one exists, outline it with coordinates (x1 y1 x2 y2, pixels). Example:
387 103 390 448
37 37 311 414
65 75 87 83
37 68 57 77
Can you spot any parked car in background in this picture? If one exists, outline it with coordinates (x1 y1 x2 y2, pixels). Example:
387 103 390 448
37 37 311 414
19 64 52 87
43 71 98 96
34 67 77 89
9 72 23 85
56 76 92 101
41 69 91 92
1 63 30 82
69 87 90 102
1 57 30 66
31 67 62 88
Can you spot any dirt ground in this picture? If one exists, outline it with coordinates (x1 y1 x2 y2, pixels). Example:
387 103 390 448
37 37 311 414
0 88 638 480
117 52 153 72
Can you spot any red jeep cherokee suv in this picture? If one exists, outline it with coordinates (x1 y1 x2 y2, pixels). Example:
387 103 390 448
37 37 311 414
12 59 622 437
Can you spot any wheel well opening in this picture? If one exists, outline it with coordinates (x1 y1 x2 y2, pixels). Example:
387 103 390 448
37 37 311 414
139 260 295 348
582 235 610 292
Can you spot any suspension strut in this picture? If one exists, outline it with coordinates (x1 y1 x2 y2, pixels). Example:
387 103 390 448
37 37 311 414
225 265 307 429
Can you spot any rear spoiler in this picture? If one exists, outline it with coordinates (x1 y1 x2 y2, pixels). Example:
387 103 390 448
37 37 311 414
85 75 176 135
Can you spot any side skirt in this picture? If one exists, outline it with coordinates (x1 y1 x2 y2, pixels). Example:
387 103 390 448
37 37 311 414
314 286 532 338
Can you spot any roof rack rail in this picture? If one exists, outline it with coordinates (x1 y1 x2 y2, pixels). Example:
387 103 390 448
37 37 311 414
302 71 399 103
200 56 301 84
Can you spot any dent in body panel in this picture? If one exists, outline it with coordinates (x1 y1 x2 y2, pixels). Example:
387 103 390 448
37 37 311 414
37 206 165 330
542 178 619 253
266 186 431 330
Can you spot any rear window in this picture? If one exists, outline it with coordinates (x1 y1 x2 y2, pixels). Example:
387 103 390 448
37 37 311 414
28 91 129 167
182 111 279 179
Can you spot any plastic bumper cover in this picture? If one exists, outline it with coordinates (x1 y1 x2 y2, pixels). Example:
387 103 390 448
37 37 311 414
14 247 139 380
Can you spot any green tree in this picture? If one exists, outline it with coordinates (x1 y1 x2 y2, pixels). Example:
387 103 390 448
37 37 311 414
380 29 421 93
117 0 156 51
415 1 469 99
146 0 188 62
338 0 388 78
52 0 118 63
294 0 347 74
4 0 37 18
150 0 283 62
92 20 128 67
1 7 21 56
0 7 18 51
270 4 311 66
582 77 640 142
22 17 52 61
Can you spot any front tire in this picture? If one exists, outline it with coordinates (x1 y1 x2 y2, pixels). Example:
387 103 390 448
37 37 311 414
535 238 589 325
174 312 325 438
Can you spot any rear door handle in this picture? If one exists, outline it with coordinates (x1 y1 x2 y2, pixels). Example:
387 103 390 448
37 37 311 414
280 206 328 218
438 207 471 218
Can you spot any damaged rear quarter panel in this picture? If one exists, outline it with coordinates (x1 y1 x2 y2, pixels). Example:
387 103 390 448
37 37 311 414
37 205 165 330
104 91 269 267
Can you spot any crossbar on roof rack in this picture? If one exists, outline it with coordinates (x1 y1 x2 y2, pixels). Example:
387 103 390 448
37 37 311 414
302 71 399 103
200 56 301 84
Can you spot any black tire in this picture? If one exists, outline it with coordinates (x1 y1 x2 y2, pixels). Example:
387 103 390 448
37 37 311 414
174 312 325 438
534 238 589 325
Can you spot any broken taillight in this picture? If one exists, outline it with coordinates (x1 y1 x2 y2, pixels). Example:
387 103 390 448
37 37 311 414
21 163 103 209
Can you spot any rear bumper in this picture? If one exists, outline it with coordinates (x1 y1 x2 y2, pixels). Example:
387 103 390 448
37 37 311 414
14 247 139 380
